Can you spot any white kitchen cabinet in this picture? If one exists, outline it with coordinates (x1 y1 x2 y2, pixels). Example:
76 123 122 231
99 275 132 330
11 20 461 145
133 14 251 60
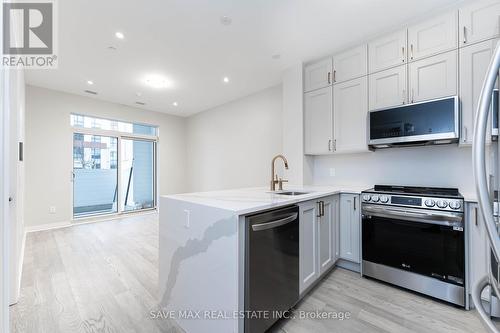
460 0 500 47
333 44 368 83
304 86 333 155
304 58 333 92
459 39 497 145
368 30 407 73
299 200 319 293
339 194 361 263
408 50 458 103
299 196 339 294
369 65 407 110
468 202 490 301
333 76 369 153
407 11 458 61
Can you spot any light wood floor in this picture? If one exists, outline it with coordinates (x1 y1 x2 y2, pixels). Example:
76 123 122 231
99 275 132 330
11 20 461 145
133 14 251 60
10 214 488 333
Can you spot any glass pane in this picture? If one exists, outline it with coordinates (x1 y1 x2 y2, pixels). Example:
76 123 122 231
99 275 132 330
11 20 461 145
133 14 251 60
70 114 157 136
73 134 118 217
120 139 155 212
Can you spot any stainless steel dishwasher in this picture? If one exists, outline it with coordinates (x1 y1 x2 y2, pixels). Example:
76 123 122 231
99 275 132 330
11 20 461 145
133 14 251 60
245 205 299 333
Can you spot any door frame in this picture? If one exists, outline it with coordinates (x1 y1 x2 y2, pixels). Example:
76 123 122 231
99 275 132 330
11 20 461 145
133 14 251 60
70 126 158 221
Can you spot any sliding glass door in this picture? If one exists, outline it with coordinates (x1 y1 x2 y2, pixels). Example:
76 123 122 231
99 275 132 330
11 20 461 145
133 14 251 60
71 114 157 219
73 134 118 217
120 139 156 212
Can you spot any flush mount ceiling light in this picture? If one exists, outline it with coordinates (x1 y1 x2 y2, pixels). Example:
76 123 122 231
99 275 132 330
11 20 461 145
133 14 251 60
172 102 178 107
223 76 229 83
87 80 94 85
220 16 232 26
115 31 125 39
144 75 172 89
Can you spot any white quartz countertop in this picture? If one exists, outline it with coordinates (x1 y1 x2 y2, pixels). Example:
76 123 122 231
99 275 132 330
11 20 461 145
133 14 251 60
161 185 368 215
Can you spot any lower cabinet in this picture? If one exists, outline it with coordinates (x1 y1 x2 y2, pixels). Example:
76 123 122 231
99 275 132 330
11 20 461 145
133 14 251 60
339 194 361 263
299 195 339 294
468 202 490 301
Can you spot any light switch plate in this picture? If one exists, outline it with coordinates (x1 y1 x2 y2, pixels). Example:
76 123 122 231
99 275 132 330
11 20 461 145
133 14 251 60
49 206 56 214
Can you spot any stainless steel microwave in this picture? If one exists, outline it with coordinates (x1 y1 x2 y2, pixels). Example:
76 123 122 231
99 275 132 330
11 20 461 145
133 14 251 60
368 96 459 149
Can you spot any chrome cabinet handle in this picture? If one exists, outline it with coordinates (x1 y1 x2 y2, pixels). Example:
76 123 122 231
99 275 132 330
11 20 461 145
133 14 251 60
353 196 356 210
475 206 478 226
463 26 467 44
410 44 414 60
317 201 324 218
464 126 468 143
333 139 336 151
333 70 337 83
402 46 405 62
411 88 414 103
328 139 332 151
402 89 406 104
327 72 331 85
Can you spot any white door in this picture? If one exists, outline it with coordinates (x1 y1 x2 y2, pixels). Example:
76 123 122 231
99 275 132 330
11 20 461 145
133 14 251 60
368 30 407 73
340 194 360 263
318 197 335 275
304 58 333 92
304 86 333 155
408 50 458 103
460 0 500 46
369 65 407 110
407 11 458 61
459 39 497 145
333 77 369 153
299 200 319 294
333 44 368 83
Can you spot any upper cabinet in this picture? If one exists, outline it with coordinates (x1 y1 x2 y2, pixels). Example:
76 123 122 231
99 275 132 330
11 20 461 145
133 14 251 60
304 87 333 155
459 39 497 145
332 45 368 83
304 58 332 92
408 50 458 103
460 0 500 46
407 11 458 61
368 30 407 73
369 65 407 110
333 77 369 153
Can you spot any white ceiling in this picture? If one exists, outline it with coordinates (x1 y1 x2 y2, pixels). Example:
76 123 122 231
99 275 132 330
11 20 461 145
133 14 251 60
26 0 462 116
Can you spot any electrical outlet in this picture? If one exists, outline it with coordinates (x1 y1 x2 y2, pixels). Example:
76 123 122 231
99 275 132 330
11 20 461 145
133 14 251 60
329 168 336 177
49 206 56 214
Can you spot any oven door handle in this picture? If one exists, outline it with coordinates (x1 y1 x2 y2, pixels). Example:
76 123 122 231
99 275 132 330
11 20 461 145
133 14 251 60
362 207 463 227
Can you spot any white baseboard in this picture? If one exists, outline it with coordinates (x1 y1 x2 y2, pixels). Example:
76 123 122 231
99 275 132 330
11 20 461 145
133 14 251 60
25 221 70 233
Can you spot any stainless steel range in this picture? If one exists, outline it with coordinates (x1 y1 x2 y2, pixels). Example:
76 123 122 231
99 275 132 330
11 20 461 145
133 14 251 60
361 185 465 307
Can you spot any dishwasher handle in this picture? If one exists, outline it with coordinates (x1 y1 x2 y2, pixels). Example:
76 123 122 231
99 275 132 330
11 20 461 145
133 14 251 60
251 213 298 232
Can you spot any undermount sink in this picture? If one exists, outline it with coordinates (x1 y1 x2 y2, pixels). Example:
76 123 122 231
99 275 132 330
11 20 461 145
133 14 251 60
274 191 310 196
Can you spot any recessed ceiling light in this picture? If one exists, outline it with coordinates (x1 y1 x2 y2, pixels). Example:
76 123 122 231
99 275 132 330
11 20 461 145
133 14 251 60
87 80 94 85
115 32 125 39
144 75 172 89
172 102 178 107
220 16 232 26
223 76 229 83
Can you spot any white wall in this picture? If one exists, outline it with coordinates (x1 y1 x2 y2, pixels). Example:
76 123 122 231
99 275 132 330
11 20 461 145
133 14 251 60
186 85 283 192
25 85 187 228
8 69 25 305
313 145 476 194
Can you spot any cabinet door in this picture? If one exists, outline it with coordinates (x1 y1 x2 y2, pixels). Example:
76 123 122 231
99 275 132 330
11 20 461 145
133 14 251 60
369 65 407 110
407 11 458 61
460 0 500 46
318 197 335 275
408 50 458 103
333 44 368 83
304 87 333 155
368 30 407 73
468 203 490 301
339 194 361 263
299 200 319 294
459 39 497 145
333 77 369 153
304 58 333 92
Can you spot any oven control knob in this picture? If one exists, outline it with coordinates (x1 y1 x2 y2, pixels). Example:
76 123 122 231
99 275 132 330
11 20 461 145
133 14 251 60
436 200 448 208
424 199 435 207
371 195 380 202
449 201 461 210
380 195 389 203
362 194 371 202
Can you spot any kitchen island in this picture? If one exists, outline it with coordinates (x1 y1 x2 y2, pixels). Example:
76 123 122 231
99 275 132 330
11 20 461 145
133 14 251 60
158 186 365 333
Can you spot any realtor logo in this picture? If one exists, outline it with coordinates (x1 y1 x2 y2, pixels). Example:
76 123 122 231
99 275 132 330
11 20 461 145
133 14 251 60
2 0 58 68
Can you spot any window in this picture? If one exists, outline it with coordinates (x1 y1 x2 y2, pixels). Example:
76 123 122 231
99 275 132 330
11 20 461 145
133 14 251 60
70 114 157 136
